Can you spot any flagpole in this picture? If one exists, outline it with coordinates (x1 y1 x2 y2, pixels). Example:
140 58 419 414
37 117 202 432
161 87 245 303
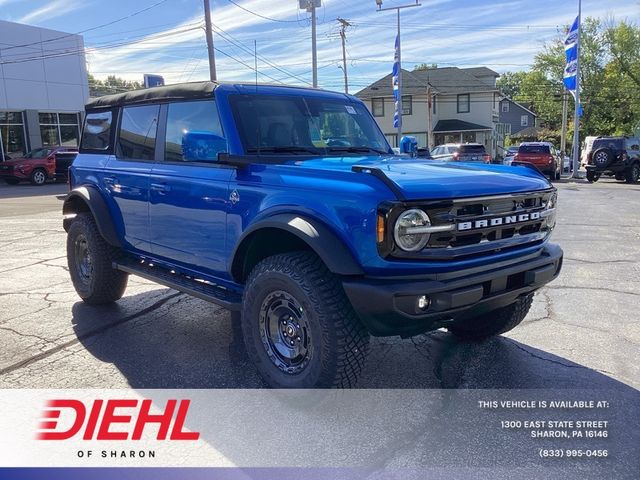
571 0 582 178
376 1 421 148
396 9 402 143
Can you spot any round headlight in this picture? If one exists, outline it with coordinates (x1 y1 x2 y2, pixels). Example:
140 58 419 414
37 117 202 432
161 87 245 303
394 209 431 252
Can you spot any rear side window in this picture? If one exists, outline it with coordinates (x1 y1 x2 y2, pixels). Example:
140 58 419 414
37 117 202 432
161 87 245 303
519 144 550 154
117 105 159 161
81 111 112 151
593 139 623 151
459 145 486 154
164 100 225 162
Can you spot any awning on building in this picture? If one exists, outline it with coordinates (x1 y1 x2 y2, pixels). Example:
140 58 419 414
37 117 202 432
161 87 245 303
433 119 492 133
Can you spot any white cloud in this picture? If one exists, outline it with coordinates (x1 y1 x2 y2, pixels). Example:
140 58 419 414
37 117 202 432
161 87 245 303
17 0 86 24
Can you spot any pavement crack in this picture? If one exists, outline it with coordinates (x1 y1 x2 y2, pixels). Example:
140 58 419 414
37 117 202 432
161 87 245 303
551 285 640 298
504 338 589 370
0 292 183 376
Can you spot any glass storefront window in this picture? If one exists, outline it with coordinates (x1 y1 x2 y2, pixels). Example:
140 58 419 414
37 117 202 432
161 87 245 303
1 111 27 158
39 112 80 147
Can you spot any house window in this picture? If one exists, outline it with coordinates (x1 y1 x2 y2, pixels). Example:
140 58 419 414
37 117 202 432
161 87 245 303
521 115 528 127
0 111 27 158
457 94 470 113
401 95 412 115
502 102 509 113
39 112 80 147
372 98 384 117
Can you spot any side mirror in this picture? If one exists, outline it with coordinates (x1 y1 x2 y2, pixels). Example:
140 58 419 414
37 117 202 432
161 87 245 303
399 135 418 157
182 131 227 162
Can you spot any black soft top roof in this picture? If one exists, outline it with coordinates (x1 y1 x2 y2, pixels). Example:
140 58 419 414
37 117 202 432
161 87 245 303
85 81 217 110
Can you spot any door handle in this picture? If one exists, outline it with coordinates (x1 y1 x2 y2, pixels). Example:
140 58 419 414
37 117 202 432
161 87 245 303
151 183 171 194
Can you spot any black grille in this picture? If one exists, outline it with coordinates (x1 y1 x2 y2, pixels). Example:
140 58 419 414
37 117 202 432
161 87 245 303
425 191 554 255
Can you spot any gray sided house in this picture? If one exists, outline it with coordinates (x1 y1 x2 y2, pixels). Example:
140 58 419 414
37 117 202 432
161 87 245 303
356 66 501 156
498 97 538 137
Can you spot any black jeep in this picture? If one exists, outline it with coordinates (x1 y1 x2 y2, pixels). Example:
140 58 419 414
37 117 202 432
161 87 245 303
585 136 640 183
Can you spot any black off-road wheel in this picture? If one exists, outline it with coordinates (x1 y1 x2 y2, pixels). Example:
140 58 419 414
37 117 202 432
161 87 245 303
241 251 370 388
30 168 47 186
67 212 128 305
448 294 534 340
586 170 600 183
592 148 612 169
625 163 640 184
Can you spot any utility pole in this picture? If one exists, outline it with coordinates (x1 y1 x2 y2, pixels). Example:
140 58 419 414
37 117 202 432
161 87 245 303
560 89 568 156
376 0 421 145
300 1 320 88
337 18 351 94
203 0 217 81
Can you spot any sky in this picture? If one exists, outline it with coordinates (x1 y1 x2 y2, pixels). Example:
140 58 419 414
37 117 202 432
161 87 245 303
1 0 639 93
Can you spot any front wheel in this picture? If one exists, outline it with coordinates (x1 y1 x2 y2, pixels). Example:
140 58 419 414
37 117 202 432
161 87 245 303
241 252 370 388
448 294 533 340
30 168 47 186
67 212 128 304
625 163 640 184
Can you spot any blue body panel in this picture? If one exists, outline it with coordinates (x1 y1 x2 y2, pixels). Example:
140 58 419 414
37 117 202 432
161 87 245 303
70 83 556 289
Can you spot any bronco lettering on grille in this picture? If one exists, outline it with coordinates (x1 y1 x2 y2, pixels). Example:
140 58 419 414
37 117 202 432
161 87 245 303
457 211 541 231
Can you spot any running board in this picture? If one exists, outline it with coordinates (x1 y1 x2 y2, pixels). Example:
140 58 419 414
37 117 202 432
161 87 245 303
114 259 242 311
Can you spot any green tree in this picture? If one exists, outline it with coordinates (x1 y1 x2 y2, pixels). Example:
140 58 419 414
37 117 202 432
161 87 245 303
496 71 527 98
88 74 143 97
413 63 438 71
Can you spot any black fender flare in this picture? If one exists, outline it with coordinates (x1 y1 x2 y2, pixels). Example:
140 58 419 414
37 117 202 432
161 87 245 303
62 186 122 247
230 213 364 281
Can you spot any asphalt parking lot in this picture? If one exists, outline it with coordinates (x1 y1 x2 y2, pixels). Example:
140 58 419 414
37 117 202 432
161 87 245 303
0 178 638 391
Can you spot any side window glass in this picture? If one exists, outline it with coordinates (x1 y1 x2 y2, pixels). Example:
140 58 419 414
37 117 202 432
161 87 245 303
117 105 159 161
81 111 112 151
165 100 226 162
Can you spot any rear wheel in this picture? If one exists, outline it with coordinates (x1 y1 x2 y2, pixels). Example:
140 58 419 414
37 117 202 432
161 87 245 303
241 251 369 388
625 163 640 184
448 294 533 340
67 212 128 304
30 168 47 186
586 170 600 183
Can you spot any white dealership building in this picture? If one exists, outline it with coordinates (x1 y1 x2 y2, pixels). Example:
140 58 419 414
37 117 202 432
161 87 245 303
0 20 89 158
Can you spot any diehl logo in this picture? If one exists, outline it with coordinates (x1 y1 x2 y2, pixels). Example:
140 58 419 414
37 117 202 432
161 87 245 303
457 212 541 231
37 399 200 441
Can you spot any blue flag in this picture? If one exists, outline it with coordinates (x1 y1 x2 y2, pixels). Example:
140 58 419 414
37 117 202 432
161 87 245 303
392 35 401 128
563 16 583 116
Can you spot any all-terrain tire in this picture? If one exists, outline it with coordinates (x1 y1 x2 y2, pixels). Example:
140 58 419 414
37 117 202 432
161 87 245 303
592 148 613 169
448 294 534 340
241 251 370 388
67 212 128 304
30 168 47 186
586 170 599 183
625 163 640 184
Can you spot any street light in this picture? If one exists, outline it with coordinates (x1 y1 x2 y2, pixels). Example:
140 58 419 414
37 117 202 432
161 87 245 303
375 1 421 145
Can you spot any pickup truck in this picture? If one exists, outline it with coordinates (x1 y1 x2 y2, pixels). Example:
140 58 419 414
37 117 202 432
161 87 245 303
62 82 562 388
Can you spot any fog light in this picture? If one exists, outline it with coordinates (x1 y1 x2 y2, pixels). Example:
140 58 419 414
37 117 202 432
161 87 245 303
417 295 430 311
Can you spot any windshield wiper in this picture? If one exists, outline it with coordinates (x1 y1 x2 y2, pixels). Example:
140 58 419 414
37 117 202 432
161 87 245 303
246 146 319 155
327 146 390 155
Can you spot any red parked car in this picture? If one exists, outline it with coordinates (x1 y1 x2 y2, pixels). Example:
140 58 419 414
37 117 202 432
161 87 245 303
512 142 562 181
0 147 77 185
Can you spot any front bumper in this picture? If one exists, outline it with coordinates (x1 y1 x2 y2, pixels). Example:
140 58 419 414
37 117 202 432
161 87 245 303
342 243 563 337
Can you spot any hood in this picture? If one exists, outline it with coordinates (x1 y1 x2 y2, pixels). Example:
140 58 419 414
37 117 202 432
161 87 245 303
293 156 552 200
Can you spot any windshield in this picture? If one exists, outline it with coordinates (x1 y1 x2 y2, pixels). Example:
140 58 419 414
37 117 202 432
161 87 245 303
229 94 391 156
24 148 53 159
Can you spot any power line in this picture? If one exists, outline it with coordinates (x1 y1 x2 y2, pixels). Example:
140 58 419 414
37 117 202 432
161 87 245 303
0 0 173 54
224 0 305 24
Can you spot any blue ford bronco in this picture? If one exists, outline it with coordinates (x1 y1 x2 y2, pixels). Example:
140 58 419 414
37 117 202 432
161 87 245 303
63 81 562 388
